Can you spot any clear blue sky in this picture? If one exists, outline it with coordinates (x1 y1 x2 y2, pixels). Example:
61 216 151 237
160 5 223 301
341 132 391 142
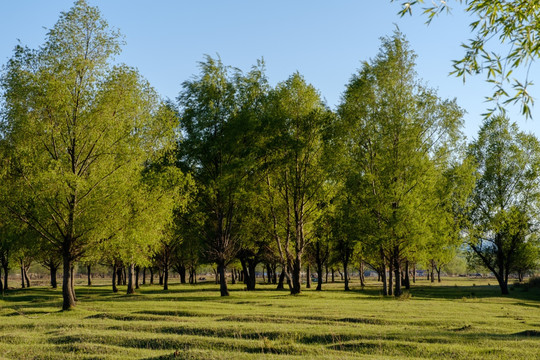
0 1 538 139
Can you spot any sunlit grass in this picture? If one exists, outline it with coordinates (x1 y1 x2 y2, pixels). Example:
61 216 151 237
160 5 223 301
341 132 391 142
0 278 539 359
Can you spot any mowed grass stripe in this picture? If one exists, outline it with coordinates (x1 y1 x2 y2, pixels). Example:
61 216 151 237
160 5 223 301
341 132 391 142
0 279 539 359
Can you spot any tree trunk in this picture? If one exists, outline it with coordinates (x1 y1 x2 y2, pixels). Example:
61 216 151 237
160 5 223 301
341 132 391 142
277 267 286 290
404 261 410 290
135 266 140 289
20 261 25 289
70 266 76 301
495 273 510 295
1 252 9 291
62 254 76 310
316 260 323 291
331 268 335 283
142 267 146 285
325 264 328 283
179 265 186 284
217 262 229 296
150 268 154 285
116 267 122 286
394 253 402 297
87 265 92 286
112 263 118 293
436 266 441 283
267 264 272 284
343 262 349 291
388 260 393 296
359 261 365 288
49 265 57 289
163 264 169 291
381 264 388 296
290 257 302 295
306 264 311 289
127 263 135 294
412 264 416 283
430 261 435 283
272 264 277 284
24 264 30 288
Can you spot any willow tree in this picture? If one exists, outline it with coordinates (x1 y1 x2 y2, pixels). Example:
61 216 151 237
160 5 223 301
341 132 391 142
262 73 333 295
339 32 465 296
0 0 175 310
466 116 540 294
177 56 268 296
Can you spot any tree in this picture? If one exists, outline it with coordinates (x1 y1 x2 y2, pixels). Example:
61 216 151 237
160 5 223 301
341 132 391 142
466 115 540 294
0 0 175 310
395 0 540 118
339 31 466 296
177 56 267 296
262 73 333 295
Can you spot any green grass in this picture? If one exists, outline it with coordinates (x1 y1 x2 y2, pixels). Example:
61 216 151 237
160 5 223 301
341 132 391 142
0 278 539 359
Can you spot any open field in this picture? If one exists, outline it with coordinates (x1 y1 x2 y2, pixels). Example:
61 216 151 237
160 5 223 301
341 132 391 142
0 278 539 359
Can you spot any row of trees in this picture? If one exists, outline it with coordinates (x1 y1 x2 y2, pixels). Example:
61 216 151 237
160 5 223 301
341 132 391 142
1 1 539 310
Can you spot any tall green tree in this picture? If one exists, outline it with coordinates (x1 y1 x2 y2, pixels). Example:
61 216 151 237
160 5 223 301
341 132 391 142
0 0 175 309
339 32 465 296
177 56 267 296
262 73 333 295
466 115 540 294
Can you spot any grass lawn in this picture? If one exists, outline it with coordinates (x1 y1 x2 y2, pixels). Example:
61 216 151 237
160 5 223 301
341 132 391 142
0 278 539 359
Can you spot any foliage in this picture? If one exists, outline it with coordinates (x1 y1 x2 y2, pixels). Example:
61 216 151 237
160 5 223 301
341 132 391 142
395 0 540 118
466 115 540 293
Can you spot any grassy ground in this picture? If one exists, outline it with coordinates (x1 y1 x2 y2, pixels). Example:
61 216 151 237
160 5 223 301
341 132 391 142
0 278 539 359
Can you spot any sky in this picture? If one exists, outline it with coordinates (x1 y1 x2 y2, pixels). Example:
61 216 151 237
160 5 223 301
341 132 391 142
0 1 538 140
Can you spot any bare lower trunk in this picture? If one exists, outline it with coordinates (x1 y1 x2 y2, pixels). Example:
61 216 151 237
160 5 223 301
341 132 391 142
178 265 186 284
70 266 76 301
150 268 154 285
316 262 323 291
394 254 402 297
325 264 328 283
496 273 510 295
112 263 118 293
87 265 92 286
50 266 58 288
306 264 311 289
142 267 146 285
359 261 365 288
388 260 393 296
1 252 9 291
277 267 286 290
135 266 140 289
381 264 387 296
163 264 169 291
404 261 410 290
127 263 135 294
20 263 25 289
62 255 76 310
290 257 302 295
343 262 350 291
412 264 416 283
217 262 229 296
